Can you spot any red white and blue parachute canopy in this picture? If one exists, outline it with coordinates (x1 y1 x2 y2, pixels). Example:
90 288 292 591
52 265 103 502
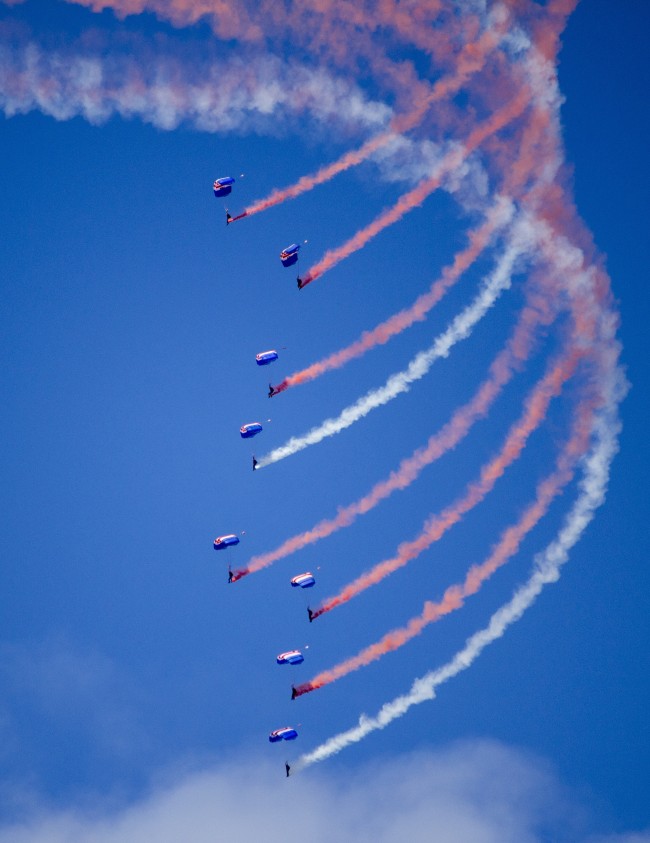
213 534 240 550
269 727 298 743
213 176 235 197
291 572 315 588
256 350 279 366
276 650 305 665
280 243 300 267
240 422 263 439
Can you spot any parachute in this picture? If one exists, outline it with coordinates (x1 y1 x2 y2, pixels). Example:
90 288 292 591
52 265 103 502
269 727 298 742
240 422 263 439
256 350 279 366
213 534 240 550
213 176 235 198
276 650 305 665
280 243 300 267
291 572 316 588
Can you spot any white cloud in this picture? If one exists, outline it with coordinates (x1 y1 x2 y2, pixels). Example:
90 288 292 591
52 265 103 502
0 740 628 843
0 741 645 843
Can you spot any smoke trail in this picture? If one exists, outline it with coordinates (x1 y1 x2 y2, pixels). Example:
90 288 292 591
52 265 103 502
299 345 581 630
0 25 390 135
255 214 535 470
293 355 625 769
270 197 514 396
296 88 530 288
237 21 507 220
234 283 555 581
293 396 591 696
60 0 467 65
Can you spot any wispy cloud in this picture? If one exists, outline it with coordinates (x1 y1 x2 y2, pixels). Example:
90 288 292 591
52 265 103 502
0 741 643 843
0 635 148 763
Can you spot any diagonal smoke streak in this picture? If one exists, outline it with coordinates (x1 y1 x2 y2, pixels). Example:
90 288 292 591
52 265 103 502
256 213 537 469
240 18 508 218
271 196 515 395
294 393 593 696
297 88 531 287
301 344 581 630
234 282 554 581
293 354 626 770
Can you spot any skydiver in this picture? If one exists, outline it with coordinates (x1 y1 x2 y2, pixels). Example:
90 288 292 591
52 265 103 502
253 456 259 471
226 211 233 225
285 762 291 778
307 607 314 623
228 567 234 583
297 276 304 290
291 685 297 700
268 383 277 398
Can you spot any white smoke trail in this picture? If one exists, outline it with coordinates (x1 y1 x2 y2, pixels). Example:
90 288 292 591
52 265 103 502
0 27 390 134
292 342 626 771
257 207 539 468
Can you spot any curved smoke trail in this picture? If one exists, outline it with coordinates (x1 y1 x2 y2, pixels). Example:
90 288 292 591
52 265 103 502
299 344 582 630
256 213 536 469
293 395 594 696
271 196 514 395
234 284 555 581
293 351 626 770
239 18 508 219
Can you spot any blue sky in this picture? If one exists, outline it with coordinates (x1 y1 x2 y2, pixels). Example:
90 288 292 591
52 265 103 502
1 1 649 840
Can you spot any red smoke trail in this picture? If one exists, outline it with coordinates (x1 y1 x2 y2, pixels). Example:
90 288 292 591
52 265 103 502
60 0 481 135
62 1 470 72
270 199 511 396
64 0 265 41
296 88 530 288
307 347 581 618
231 290 556 582
237 25 505 221
293 397 594 697
63 0 442 42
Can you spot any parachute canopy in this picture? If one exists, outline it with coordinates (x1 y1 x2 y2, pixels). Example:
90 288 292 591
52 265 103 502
213 176 235 197
280 243 300 267
240 422 263 439
214 534 240 550
276 650 305 665
291 572 315 588
256 350 279 366
269 727 298 743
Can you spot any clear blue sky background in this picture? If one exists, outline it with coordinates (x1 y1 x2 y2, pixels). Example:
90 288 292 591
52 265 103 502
0 1 648 840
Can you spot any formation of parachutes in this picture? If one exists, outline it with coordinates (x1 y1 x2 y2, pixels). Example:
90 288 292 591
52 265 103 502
213 176 309 753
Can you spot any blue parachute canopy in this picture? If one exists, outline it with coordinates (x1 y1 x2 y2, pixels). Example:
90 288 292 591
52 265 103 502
256 350 279 366
276 650 305 665
280 243 300 267
240 422 263 439
269 727 298 743
291 572 315 588
214 534 240 550
213 176 235 197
